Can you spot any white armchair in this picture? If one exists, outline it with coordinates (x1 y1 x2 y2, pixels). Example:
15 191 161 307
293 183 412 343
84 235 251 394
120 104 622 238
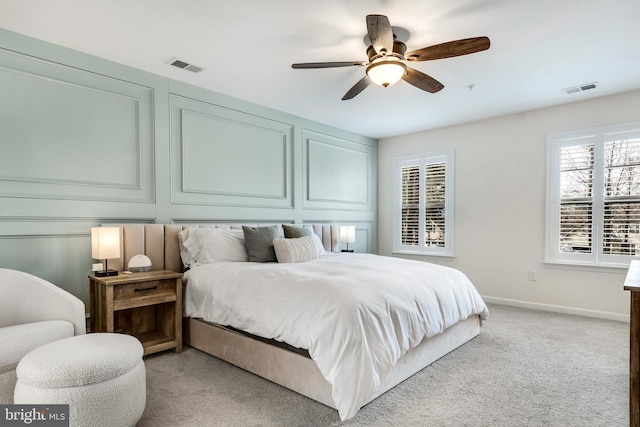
0 268 85 403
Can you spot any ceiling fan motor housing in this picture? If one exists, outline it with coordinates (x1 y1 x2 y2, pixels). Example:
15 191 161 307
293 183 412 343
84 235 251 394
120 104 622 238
366 41 406 62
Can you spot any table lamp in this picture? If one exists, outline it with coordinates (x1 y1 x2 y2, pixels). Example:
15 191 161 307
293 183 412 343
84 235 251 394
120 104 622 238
339 225 356 253
91 226 120 277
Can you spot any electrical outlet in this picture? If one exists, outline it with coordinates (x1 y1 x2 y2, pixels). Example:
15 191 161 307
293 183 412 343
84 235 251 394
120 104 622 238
528 270 537 281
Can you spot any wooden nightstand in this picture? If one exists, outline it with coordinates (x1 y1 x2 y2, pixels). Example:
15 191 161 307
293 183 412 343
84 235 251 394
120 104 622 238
626 284 640 427
89 270 183 356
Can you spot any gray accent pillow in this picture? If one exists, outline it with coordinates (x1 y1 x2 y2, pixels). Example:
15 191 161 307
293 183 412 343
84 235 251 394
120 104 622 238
282 224 313 239
242 225 284 262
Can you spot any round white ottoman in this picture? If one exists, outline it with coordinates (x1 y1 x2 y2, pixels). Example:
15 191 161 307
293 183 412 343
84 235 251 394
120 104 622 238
14 333 145 427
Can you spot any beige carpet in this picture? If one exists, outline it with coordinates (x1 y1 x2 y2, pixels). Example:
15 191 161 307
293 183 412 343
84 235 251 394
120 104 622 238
139 304 628 426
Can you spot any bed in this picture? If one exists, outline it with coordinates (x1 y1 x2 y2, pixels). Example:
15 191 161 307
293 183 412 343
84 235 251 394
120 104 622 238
112 223 488 421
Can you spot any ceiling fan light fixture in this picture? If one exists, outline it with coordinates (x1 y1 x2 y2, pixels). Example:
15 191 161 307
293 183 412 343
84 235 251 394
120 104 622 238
366 61 407 87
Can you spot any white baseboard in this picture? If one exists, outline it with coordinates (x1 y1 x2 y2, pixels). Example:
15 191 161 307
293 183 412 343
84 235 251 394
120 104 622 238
482 295 629 323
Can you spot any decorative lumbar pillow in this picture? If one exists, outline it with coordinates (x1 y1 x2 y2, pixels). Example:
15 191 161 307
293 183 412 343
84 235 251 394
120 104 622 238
282 224 326 255
242 225 284 262
282 224 313 238
273 236 319 263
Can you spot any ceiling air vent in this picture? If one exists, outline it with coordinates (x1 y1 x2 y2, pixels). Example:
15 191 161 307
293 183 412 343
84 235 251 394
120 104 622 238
166 57 204 73
562 82 598 94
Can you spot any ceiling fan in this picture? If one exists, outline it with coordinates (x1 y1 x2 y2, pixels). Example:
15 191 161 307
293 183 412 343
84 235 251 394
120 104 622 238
292 14 490 100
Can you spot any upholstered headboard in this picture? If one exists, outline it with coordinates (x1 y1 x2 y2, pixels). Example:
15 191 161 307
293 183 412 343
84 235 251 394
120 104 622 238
108 223 340 272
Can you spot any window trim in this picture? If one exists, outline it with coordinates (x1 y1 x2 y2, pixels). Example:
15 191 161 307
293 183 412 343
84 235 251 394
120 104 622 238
545 121 640 268
392 148 454 257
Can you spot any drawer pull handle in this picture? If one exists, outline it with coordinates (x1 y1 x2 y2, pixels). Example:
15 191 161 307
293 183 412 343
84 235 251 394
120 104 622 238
134 286 157 292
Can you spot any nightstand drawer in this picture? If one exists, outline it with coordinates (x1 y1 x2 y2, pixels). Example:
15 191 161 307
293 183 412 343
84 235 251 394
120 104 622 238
113 279 177 311
114 279 175 299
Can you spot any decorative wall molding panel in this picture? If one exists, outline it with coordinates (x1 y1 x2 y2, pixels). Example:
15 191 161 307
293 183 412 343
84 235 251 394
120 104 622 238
302 129 374 212
0 48 154 203
170 95 294 208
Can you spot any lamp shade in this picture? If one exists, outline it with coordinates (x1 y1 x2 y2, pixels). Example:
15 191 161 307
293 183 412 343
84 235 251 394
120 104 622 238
625 260 640 287
339 225 356 244
91 227 120 260
366 61 407 87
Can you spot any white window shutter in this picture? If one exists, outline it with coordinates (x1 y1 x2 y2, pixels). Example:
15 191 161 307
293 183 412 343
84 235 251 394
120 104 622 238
394 149 454 256
546 122 640 267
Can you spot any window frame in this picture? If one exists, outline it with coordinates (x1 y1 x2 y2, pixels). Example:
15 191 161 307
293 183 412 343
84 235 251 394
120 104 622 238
545 121 640 268
393 148 454 257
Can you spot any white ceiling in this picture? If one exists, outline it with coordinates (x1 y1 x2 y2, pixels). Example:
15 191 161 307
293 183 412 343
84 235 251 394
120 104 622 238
1 0 639 139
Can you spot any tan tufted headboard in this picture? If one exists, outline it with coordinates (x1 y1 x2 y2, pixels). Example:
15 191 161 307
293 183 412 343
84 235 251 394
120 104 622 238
108 223 340 272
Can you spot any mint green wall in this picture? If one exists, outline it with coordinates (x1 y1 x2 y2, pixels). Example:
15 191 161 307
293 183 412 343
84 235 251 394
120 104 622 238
0 29 377 305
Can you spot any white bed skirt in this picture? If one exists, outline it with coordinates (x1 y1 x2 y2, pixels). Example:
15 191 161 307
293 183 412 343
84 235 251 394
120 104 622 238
184 314 481 410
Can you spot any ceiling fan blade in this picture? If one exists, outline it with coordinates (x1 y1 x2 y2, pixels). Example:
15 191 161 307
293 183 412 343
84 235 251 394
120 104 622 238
342 75 371 100
292 61 367 69
402 68 444 93
405 36 490 62
366 14 394 55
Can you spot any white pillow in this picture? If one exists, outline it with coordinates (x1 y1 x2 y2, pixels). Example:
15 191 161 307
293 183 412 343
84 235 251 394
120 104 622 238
178 228 193 268
309 232 326 256
273 236 319 263
181 228 212 266
182 228 248 264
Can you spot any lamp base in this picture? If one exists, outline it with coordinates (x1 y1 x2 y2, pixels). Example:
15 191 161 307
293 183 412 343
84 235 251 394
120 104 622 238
341 249 354 253
95 269 118 277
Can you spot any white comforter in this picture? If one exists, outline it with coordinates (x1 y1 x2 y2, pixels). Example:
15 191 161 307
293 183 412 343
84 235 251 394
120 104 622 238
184 253 488 420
